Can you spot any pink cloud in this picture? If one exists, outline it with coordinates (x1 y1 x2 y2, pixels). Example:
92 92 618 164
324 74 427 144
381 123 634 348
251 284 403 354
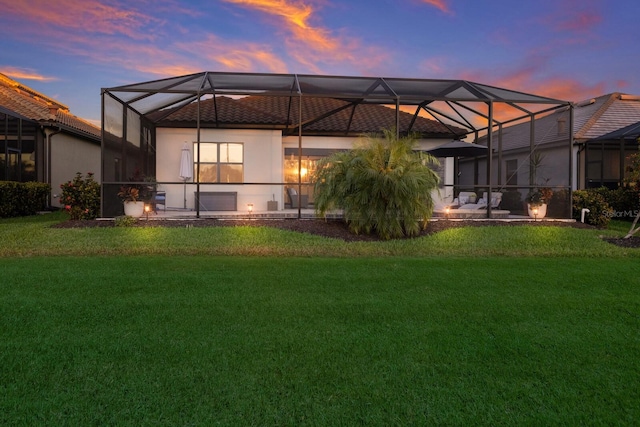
540 0 603 35
420 0 453 14
175 35 288 74
0 0 163 41
555 10 602 32
461 49 606 104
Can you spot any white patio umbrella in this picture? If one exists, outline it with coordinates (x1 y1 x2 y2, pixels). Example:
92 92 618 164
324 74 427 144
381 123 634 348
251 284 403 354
179 142 192 209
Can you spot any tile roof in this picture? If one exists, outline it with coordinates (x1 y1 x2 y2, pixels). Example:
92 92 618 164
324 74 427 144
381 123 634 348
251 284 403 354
156 94 466 138
592 120 640 141
0 73 100 140
576 93 640 140
158 96 281 124
477 92 640 150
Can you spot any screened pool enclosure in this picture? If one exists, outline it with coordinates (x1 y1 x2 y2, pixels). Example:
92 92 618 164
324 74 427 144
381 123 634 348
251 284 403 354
101 72 573 219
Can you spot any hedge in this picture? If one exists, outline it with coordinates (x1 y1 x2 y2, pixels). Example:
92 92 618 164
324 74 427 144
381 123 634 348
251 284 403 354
0 181 51 218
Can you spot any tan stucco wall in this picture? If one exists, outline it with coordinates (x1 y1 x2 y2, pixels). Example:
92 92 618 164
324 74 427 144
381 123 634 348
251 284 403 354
50 133 101 208
155 129 453 212
156 128 282 211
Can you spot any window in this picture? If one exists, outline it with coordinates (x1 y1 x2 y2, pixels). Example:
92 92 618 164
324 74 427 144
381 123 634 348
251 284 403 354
194 142 243 183
557 118 566 135
505 159 518 186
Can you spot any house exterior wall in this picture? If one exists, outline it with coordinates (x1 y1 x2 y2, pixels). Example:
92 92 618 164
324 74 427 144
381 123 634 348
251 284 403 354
50 132 101 208
156 128 282 211
156 129 451 212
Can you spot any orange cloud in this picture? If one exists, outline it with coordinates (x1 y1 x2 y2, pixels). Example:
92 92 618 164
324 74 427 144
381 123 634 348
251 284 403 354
222 0 342 52
221 0 387 72
420 0 453 14
0 67 57 81
0 0 384 80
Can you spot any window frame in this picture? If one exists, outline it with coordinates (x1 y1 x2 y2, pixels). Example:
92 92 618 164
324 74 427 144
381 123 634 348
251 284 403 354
505 159 518 186
194 142 244 183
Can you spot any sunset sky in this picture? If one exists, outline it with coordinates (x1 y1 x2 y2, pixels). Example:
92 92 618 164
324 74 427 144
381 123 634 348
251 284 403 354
1 0 637 125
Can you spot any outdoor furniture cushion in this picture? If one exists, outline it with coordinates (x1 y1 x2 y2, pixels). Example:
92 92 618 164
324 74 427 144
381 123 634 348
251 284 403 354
458 192 502 210
452 191 476 207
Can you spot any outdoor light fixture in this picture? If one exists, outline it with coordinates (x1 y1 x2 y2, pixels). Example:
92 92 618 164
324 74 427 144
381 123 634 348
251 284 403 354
533 207 539 221
445 206 450 219
247 203 254 216
144 204 151 220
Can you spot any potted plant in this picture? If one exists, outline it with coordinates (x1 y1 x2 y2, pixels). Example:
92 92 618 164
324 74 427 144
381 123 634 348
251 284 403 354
118 185 145 217
117 169 153 218
526 187 553 218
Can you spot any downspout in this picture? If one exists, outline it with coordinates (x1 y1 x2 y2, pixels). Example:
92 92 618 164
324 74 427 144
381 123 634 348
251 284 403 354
297 90 303 219
196 92 201 218
486 101 493 218
44 126 62 208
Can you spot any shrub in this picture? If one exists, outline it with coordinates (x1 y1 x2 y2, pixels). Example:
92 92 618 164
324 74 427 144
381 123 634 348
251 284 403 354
0 181 50 218
313 129 440 240
572 189 611 228
595 187 640 220
60 172 101 220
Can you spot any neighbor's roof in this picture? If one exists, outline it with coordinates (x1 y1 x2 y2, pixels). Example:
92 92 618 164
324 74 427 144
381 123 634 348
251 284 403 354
0 73 100 140
476 93 640 150
593 120 640 141
575 93 640 140
104 71 570 137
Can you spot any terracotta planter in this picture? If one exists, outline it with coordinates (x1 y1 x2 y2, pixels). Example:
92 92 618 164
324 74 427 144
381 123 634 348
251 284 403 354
123 201 145 218
527 203 547 219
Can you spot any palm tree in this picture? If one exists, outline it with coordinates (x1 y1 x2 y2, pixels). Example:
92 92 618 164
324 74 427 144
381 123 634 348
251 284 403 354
313 129 440 239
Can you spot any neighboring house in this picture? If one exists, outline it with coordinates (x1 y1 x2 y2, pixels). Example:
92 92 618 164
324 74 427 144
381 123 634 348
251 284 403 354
578 95 640 189
457 92 640 215
101 72 570 217
0 73 101 207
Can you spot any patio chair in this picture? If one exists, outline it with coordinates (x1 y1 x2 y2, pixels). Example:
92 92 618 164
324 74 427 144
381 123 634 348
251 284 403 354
150 191 166 212
458 192 502 210
451 191 477 207
286 187 308 209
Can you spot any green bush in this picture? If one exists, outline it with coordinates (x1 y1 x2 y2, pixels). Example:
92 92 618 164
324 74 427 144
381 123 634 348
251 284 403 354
0 181 50 218
60 172 101 220
313 129 440 240
593 187 640 220
572 189 611 228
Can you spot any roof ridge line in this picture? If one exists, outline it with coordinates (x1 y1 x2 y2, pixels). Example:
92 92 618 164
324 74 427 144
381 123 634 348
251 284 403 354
574 93 620 139
0 72 69 111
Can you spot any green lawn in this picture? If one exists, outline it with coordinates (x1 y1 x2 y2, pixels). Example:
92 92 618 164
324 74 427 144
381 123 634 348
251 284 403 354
1 213 639 425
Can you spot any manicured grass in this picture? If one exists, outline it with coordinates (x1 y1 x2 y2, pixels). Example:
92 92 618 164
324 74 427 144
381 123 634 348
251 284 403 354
1 214 638 424
1 256 638 425
0 211 638 258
